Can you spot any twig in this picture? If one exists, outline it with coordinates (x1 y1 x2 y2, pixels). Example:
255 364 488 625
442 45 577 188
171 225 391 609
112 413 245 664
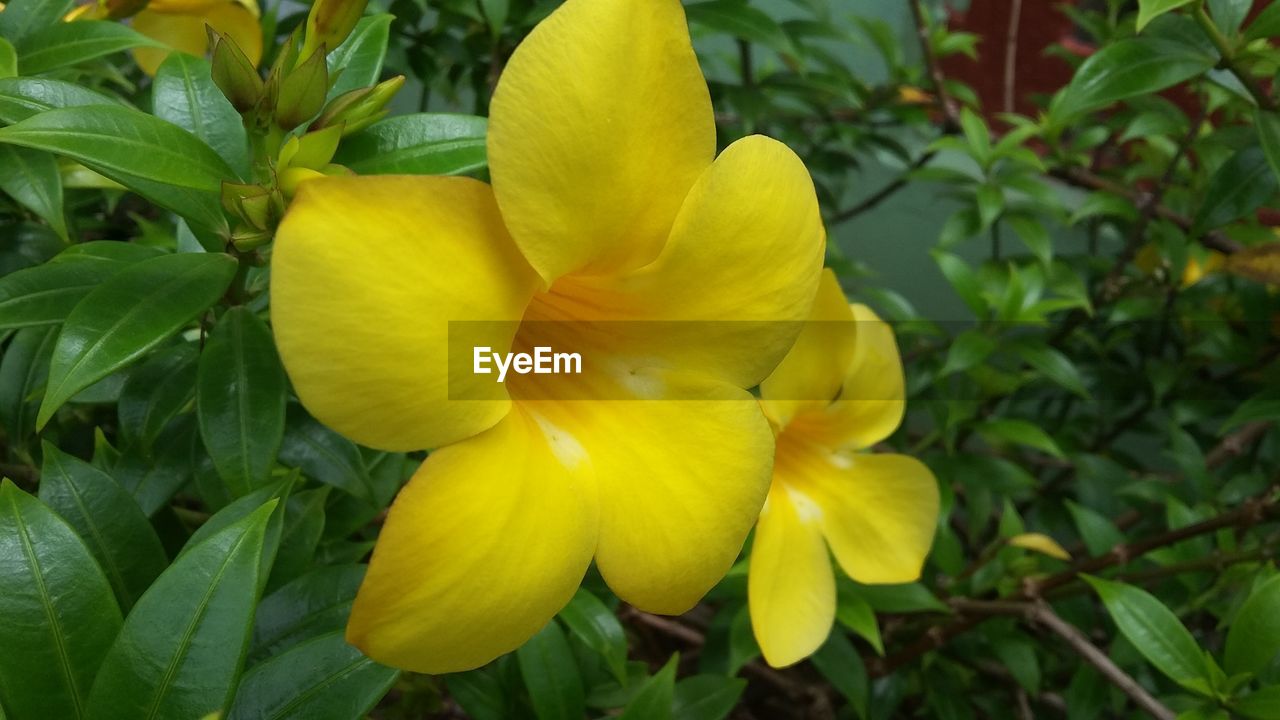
827 150 938 225
908 0 960 129
950 600 1177 720
1192 0 1276 110
1003 0 1023 113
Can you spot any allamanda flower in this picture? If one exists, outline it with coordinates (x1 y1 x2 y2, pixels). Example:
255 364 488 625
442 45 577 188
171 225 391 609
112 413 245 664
749 270 940 668
271 0 825 673
129 0 262 75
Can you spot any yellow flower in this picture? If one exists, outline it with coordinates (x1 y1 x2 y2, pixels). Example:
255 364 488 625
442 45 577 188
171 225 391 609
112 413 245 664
748 270 940 668
130 0 262 75
270 0 825 674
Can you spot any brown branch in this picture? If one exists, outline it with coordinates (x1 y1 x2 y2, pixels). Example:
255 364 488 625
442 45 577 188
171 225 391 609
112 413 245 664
908 0 960 129
950 600 1176 720
1003 0 1023 114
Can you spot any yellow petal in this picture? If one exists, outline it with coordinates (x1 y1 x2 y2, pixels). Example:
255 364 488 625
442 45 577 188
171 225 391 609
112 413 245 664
553 135 825 389
271 176 539 451
787 304 906 451
487 0 715 282
347 408 598 673
779 438 938 584
1008 532 1071 561
749 484 835 668
131 1 263 75
531 371 774 614
759 269 857 428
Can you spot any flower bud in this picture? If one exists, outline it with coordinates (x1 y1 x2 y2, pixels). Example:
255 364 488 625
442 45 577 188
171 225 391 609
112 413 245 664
279 166 325 198
311 75 404 136
209 27 263 114
299 0 369 63
277 124 344 173
275 46 328 130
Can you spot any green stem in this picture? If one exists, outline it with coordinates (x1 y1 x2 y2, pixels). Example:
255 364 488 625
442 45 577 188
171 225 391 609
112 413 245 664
1192 1 1276 110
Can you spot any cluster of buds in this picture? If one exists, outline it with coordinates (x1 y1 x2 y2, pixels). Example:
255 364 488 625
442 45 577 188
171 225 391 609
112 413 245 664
207 0 407 248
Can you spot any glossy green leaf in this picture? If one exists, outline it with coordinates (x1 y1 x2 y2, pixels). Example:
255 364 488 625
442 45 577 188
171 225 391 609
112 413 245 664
1222 387 1280 431
37 252 237 428
993 634 1040 694
939 329 997 376
1208 0 1252 33
977 418 1066 458
0 325 55 442
1255 110 1280 186
325 15 392 100
1056 38 1215 118
113 417 197 516
1065 500 1125 556
228 631 397 720
618 655 677 720
0 37 14 78
685 0 799 59
1224 575 1280 676
16 20 161 75
1011 340 1089 398
932 251 987 316
180 477 291 592
0 77 118 123
672 674 745 720
1245 1 1280 41
153 53 249 178
855 582 949 614
0 480 122 720
86 503 274 720
1083 575 1209 691
38 442 167 611
278 407 374 503
0 242 161 330
1193 145 1277 234
0 0 76 45
558 587 627 683
835 590 884 656
517 621 585 720
0 146 66 240
117 343 198 450
1235 685 1280 720
0 105 234 230
334 114 487 175
811 632 868 717
197 307 287 497
268 486 327 592
1136 0 1195 32
250 564 365 664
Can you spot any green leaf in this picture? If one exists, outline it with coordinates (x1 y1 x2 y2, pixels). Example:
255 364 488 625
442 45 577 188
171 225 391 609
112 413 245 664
977 418 1066 458
1056 37 1215 118
1065 500 1125 556
855 582 949 614
1223 387 1280 430
250 564 365 664
268 486 328 591
197 307 287 497
932 251 987 316
672 675 745 720
0 37 14 78
1208 0 1252 33
0 325 55 442
278 407 375 504
975 184 1004 229
1083 575 1210 691
0 145 66 240
0 77 118 123
835 590 884 656
685 1 799 60
0 480 122 720
325 15 392 100
993 634 1041 694
38 442 167 611
811 632 868 717
619 655 677 720
16 20 161 75
0 105 235 231
1235 685 1280 720
0 0 76 45
1245 1 1280 41
1255 110 1280 186
1006 214 1052 265
37 252 237 428
0 241 160 330
1011 340 1089 398
180 477 290 589
333 114 488 176
517 621 586 720
113 417 198 516
479 0 509 38
227 631 398 720
86 503 274 720
1224 575 1280 676
153 53 249 179
117 343 198 450
939 329 996 376
1136 0 1196 32
558 587 628 684
1193 145 1277 234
